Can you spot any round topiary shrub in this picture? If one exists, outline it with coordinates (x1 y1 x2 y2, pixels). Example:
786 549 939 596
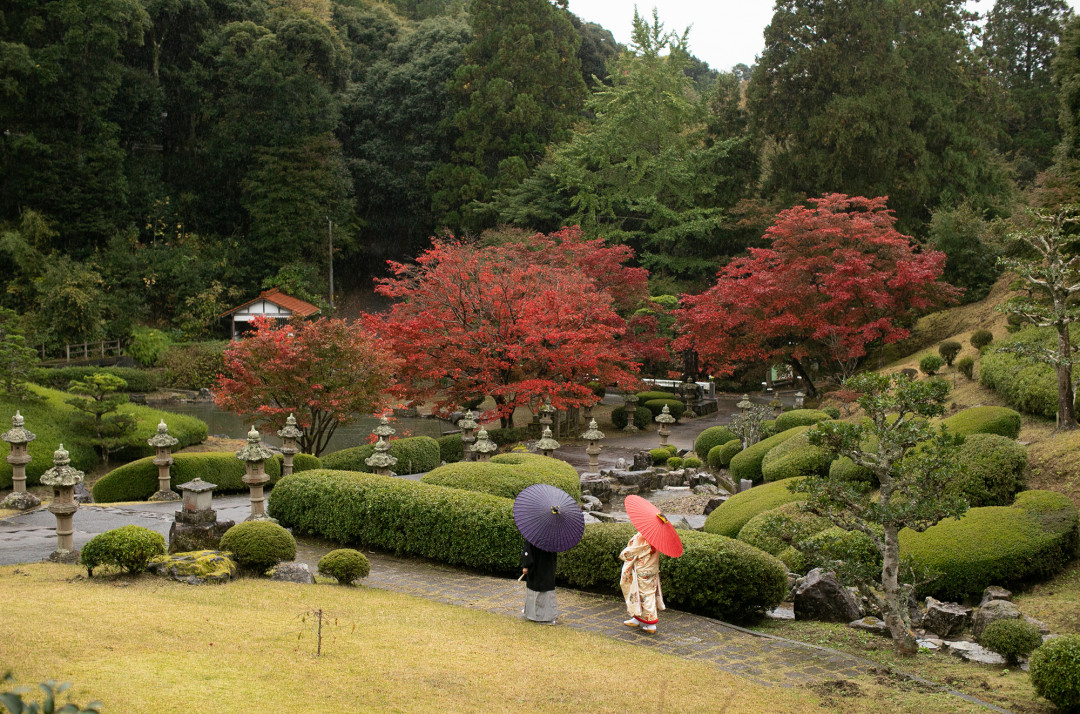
729 426 808 485
650 448 672 465
774 409 831 432
643 398 685 420
321 436 441 475
821 406 841 420
666 456 684 469
702 477 806 538
694 426 738 462
421 453 581 500
955 433 1027 508
1030 634 1080 711
920 354 944 377
80 525 167 577
436 434 464 463
708 439 742 470
683 456 702 469
957 355 975 380
938 340 962 367
971 329 994 350
979 618 1043 665
760 431 831 482
219 521 297 573
611 405 653 430
318 549 370 585
941 405 1022 439
736 502 830 557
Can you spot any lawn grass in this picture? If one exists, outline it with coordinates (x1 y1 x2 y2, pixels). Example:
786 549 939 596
0 563 820 714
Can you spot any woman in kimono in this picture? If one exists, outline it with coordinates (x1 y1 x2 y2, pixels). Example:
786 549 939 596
520 540 557 624
619 530 663 633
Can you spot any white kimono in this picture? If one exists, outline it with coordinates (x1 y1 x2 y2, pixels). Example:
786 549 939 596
619 532 665 624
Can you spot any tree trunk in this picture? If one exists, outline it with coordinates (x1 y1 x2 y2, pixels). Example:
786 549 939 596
1056 324 1077 430
789 358 817 397
881 525 918 655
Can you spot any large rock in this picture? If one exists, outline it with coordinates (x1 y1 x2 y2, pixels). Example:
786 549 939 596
849 616 889 636
702 496 727 516
632 451 652 471
972 599 1021 639
579 475 613 504
580 495 602 513
793 568 862 623
980 586 1012 606
0 491 40 510
169 518 235 554
692 484 719 495
73 482 94 504
270 562 315 584
944 640 1006 665
150 550 237 585
924 597 971 639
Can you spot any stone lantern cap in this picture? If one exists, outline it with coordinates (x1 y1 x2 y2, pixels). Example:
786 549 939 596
178 478 218 494
147 420 179 449
2 411 36 445
539 401 555 416
458 410 478 432
580 419 605 441
535 426 560 452
364 438 398 469
277 413 303 441
736 395 754 411
473 428 497 454
372 415 396 439
40 444 84 487
795 391 805 399
654 405 676 424
235 426 274 463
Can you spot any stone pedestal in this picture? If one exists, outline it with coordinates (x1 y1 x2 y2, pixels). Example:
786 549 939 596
169 478 233 552
1 411 39 510
458 410 478 461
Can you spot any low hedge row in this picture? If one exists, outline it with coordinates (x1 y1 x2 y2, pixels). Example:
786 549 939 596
940 406 1022 439
899 490 1079 600
708 439 742 470
320 436 441 475
29 366 161 393
92 451 290 503
635 391 677 402
760 431 831 483
556 522 789 623
436 434 464 463
774 409 831 432
729 426 807 485
643 399 685 420
702 478 806 538
736 502 830 558
980 325 1080 419
694 426 737 461
421 453 581 500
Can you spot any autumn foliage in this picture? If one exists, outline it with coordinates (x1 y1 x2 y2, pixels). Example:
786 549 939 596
675 195 958 392
215 316 396 455
365 227 644 424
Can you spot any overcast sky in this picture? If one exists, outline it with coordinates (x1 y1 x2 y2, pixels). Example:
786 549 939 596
566 0 1079 73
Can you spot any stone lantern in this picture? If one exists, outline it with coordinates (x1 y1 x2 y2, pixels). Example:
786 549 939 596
536 426 560 457
681 377 698 419
458 410 478 461
169 478 234 553
1 411 39 510
770 397 784 417
277 414 303 476
622 392 640 433
794 391 806 410
655 405 676 448
147 420 180 502
737 394 753 413
40 444 83 562
539 400 555 438
365 438 397 476
373 415 395 443
580 419 605 473
473 428 497 461
235 426 275 522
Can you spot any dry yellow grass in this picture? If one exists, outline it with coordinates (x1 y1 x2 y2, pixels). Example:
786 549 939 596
0 563 822 714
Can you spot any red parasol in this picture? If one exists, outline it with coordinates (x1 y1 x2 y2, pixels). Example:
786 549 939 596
624 494 684 557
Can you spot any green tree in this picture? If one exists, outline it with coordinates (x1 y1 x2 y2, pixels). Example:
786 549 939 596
428 0 587 233
795 372 968 655
66 373 137 465
928 203 1002 303
0 308 39 397
28 257 111 352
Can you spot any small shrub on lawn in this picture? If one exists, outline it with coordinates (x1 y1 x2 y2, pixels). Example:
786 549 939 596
1030 634 1080 711
650 448 672 465
979 618 1043 664
80 525 167 576
920 354 944 377
971 329 994 350
318 549 370 585
693 426 737 461
938 340 962 366
611 405 653 430
957 356 975 380
219 521 297 573
683 456 702 468
708 439 742 470
667 456 684 469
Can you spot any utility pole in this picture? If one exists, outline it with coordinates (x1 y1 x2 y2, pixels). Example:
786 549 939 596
327 216 334 310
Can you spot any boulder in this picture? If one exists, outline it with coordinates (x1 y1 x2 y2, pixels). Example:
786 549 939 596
980 586 1012 607
793 568 862 623
632 451 652 471
588 510 618 523
270 562 315 585
944 640 1006 665
972 599 1021 639
918 638 944 651
169 518 235 554
693 484 719 495
1024 615 1050 635
849 616 889 636
580 495 602 513
73 482 94 504
579 475 613 504
738 479 753 493
149 550 237 585
923 597 971 639
702 496 727 516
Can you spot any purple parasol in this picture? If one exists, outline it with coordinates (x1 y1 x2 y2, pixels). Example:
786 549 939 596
513 484 585 553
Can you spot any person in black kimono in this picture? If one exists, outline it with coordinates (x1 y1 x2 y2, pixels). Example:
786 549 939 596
520 540 557 624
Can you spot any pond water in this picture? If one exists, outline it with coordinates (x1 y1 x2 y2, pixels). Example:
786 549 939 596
156 401 452 454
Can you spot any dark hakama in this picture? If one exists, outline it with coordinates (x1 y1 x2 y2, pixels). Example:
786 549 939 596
520 540 557 623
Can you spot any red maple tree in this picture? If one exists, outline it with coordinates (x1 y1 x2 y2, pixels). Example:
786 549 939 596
215 316 396 455
675 194 958 395
365 229 644 425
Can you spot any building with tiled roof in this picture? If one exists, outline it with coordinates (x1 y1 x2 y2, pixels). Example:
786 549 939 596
220 288 321 339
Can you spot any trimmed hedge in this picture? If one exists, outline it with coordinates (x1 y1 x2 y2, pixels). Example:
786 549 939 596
774 409 831 432
317 548 370 584
276 453 322 474
635 391 677 402
611 405 653 430
702 478 806 538
736 502 830 557
955 433 1027 508
798 526 881 578
30 366 161 393
421 452 581 501
900 490 1079 600
667 456 684 469
979 619 1043 664
683 456 701 468
708 439 742 470
979 325 1080 419
80 525 166 576
321 436 441 475
829 456 875 485
941 406 1022 439
219 521 296 573
92 451 283 503
729 426 807 485
555 522 789 623
643 398 685 420
694 426 737 462
437 434 464 463
1030 634 1080 711
760 431 831 482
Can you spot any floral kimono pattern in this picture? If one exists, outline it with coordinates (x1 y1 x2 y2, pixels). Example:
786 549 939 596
619 532 664 625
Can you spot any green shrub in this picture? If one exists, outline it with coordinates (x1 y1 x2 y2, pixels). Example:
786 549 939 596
275 452 322 473
774 409 831 432
1006 313 1024 333
694 426 737 461
938 340 962 367
702 478 806 537
683 456 702 468
643 398 685 420
219 521 297 573
760 419 778 440
128 327 172 367
955 433 1026 508
708 439 742 470
79 525 166 576
957 355 975 380
736 502 830 557
1030 634 1080 711
729 426 807 485
611 405 653 430
320 436 441 474
799 526 882 578
160 342 227 390
900 490 1079 600
586 381 607 398
821 406 841 420
941 405 1022 439
437 434 464 463
487 426 528 447
556 522 788 623
666 456 684 469
635 390 677 402
920 354 944 377
980 325 1080 419
29 366 161 392
971 329 994 350
979 618 1043 664
421 453 581 500
317 548 370 584
650 448 672 465
760 431 831 482
829 456 875 485
92 451 283 503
